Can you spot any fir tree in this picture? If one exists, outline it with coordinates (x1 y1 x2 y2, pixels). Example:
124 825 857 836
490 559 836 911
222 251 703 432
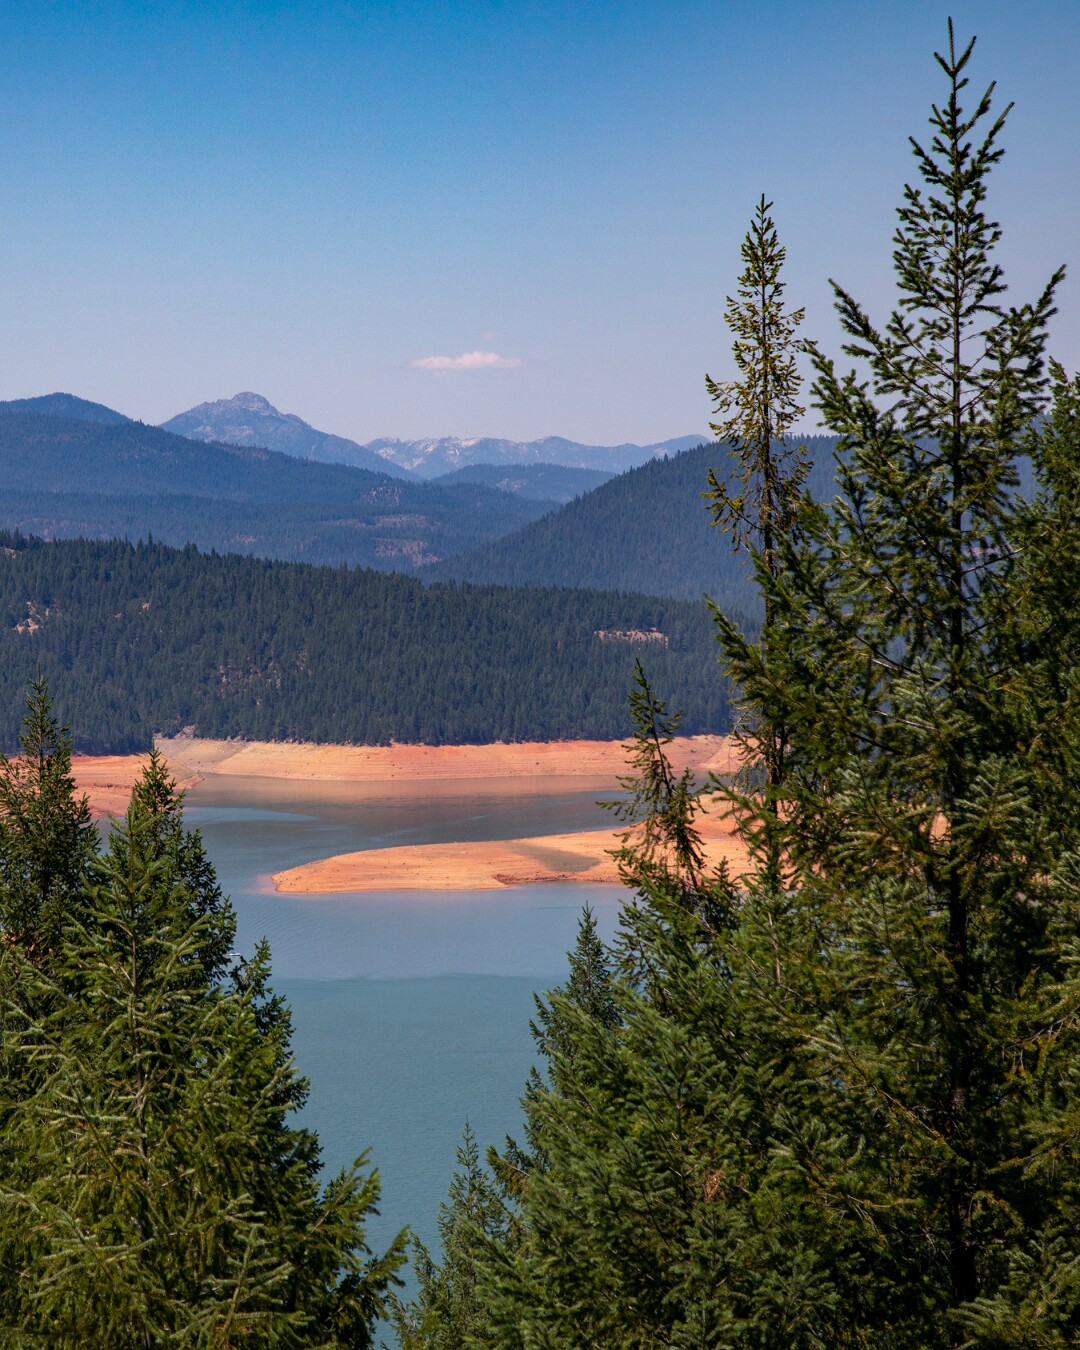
448 23 1080 1350
713 20 1078 1342
0 731 406 1345
391 1124 510 1350
0 674 96 961
705 196 809 886
603 659 720 930
395 909 624 1349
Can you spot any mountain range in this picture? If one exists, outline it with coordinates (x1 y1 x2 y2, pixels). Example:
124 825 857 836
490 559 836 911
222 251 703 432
362 431 706 477
160 391 702 478
0 396 550 570
0 389 776 597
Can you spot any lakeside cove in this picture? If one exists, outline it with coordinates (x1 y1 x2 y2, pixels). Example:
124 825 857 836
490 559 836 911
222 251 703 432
69 732 747 893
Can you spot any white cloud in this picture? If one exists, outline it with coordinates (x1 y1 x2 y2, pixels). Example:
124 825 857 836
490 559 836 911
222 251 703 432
410 350 523 372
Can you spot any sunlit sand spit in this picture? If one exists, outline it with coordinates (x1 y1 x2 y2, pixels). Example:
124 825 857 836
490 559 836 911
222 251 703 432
272 810 749 894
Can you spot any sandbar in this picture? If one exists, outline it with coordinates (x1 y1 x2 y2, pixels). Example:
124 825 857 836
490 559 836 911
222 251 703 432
273 809 749 894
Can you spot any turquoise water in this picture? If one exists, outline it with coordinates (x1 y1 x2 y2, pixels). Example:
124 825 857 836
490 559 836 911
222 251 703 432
182 773 624 1268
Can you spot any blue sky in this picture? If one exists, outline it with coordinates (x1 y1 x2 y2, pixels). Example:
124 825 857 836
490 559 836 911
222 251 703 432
0 1 1077 443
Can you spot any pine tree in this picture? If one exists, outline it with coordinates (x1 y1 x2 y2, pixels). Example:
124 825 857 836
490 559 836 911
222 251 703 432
490 904 622 1202
603 659 724 938
128 746 235 982
391 1124 511 1350
449 23 1080 1349
0 674 96 960
705 196 809 886
712 21 1079 1343
0 737 406 1345
394 909 625 1349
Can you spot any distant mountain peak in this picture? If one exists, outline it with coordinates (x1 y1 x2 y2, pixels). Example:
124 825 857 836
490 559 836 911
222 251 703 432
224 391 284 414
177 391 281 420
161 394 414 479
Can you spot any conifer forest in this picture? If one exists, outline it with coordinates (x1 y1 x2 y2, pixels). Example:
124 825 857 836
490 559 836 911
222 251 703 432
4 21 1080 1349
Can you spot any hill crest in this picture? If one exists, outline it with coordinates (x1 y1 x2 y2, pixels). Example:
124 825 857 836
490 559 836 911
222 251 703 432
0 392 131 425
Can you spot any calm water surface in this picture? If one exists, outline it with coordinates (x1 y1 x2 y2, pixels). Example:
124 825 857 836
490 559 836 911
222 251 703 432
183 774 625 1266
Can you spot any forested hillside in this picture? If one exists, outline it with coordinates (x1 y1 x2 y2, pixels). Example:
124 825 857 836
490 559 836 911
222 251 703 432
0 392 132 424
424 437 842 604
0 410 551 571
0 533 733 752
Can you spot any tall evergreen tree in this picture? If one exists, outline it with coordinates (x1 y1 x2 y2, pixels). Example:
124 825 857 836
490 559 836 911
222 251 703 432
605 660 711 912
705 196 809 886
395 908 625 1349
0 674 96 960
0 723 406 1346
391 1124 511 1350
711 20 1078 1343
430 24 1080 1350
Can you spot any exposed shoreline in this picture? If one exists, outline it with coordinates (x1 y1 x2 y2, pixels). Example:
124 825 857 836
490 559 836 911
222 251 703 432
72 733 737 817
72 754 199 818
153 733 737 785
272 810 749 894
70 734 746 890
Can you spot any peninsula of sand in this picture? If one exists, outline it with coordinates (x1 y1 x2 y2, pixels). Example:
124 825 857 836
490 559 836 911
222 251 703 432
71 733 748 893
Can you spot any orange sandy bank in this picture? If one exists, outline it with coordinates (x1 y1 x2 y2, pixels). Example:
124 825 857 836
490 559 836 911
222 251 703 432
71 733 738 828
155 733 737 785
71 755 199 818
273 810 749 894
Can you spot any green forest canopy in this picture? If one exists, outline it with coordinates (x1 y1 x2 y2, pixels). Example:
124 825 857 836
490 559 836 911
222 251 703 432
396 26 1080 1350
0 532 734 753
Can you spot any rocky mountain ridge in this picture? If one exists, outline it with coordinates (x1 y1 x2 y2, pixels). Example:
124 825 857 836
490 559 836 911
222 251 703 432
161 391 702 478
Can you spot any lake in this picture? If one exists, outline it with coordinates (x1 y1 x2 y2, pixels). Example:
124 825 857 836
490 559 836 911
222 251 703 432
181 772 626 1273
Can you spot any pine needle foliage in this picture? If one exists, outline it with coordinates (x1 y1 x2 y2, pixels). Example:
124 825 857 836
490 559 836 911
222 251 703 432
604 659 710 904
704 199 810 885
390 1124 511 1350
704 195 809 566
710 20 1080 1344
0 685 406 1346
0 674 97 961
405 23 1080 1350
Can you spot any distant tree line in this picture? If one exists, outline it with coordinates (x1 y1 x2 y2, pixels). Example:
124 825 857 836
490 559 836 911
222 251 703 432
423 436 843 605
0 534 735 753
